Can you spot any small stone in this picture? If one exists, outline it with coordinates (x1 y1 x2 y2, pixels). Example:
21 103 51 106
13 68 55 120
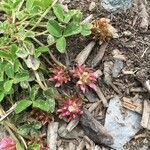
103 61 113 84
89 2 96 11
123 30 132 36
104 96 141 150
112 60 123 78
101 0 133 12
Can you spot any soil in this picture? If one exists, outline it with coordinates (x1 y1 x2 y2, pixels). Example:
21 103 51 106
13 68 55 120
56 0 150 150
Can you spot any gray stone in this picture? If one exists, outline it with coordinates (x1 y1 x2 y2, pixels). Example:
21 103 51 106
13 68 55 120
101 0 133 12
104 96 141 150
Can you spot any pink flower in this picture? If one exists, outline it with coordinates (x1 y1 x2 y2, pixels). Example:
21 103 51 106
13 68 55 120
71 64 97 93
49 65 69 87
0 137 16 150
57 96 83 121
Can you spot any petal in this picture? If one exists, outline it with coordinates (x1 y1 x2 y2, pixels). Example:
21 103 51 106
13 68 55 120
80 85 87 93
88 83 97 91
55 82 61 87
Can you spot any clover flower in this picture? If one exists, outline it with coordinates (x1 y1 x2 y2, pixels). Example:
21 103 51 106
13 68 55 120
92 17 118 41
0 137 16 150
57 96 83 121
49 65 69 87
71 64 97 93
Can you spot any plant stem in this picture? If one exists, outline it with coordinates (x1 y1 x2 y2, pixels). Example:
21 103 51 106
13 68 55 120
0 106 27 149
32 37 66 68
35 30 48 36
34 70 47 91
30 0 58 31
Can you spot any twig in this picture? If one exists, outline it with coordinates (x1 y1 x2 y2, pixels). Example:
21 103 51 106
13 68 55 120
0 103 17 122
47 122 59 150
48 51 66 68
30 0 58 30
141 100 150 130
141 47 149 58
32 37 66 68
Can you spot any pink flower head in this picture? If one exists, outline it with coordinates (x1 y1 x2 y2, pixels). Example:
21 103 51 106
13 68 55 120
71 64 97 93
49 65 69 87
0 137 16 150
57 96 83 121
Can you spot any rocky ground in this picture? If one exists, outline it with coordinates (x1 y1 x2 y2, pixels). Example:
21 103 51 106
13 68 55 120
54 0 150 150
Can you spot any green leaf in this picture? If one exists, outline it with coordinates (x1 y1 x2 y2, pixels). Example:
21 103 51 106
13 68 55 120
14 71 29 83
35 46 49 57
53 4 64 22
81 23 92 36
81 30 91 36
10 44 18 60
15 100 32 114
0 51 12 61
4 80 13 92
25 55 40 70
73 11 82 22
16 142 24 150
26 0 53 10
43 87 60 98
5 63 14 78
30 85 39 100
46 98 55 113
47 20 62 37
64 10 79 23
47 34 55 45
63 22 81 37
20 81 29 89
56 36 66 53
33 122 42 130
27 144 40 150
32 100 50 112
19 124 31 136
16 47 30 59
0 92 4 102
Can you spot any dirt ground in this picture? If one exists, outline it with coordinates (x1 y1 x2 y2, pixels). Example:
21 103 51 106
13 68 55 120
56 0 150 150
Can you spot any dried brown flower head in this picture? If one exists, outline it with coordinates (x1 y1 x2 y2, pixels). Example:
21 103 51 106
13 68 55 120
91 18 118 42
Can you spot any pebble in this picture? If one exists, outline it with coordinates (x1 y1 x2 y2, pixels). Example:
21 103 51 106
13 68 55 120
89 2 96 11
101 0 133 12
104 96 141 150
112 60 123 78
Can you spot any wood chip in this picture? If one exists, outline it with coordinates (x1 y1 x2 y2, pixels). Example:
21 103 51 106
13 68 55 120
69 142 76 150
141 100 150 130
91 42 108 68
75 41 96 65
139 0 149 32
80 109 114 146
88 101 101 112
95 69 103 78
122 97 143 114
76 140 85 150
81 14 93 24
47 122 59 150
85 90 99 102
95 86 108 107
66 117 79 132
